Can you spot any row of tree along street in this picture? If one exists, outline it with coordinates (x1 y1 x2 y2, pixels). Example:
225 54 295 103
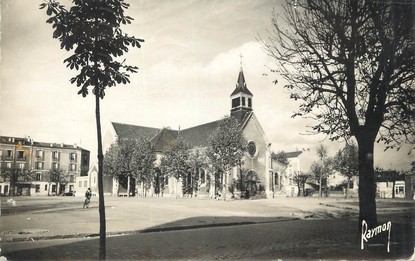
103 116 247 200
273 143 409 199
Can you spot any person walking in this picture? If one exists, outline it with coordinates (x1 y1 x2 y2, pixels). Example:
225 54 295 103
83 188 92 209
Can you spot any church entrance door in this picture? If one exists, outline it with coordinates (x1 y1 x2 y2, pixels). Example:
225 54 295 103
245 170 259 199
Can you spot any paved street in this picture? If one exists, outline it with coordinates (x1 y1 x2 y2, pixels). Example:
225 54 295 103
0 196 414 260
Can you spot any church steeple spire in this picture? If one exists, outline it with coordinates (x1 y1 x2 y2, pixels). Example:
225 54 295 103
230 60 253 123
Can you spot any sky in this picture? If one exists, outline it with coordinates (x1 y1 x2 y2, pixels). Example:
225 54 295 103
0 0 413 171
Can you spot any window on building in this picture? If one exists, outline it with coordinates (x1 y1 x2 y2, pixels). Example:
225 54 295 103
17 151 25 159
84 180 88 187
248 98 252 108
242 97 246 106
232 97 240 108
93 176 96 185
6 162 12 169
52 185 56 193
6 150 13 158
69 175 75 183
36 173 42 181
45 184 48 191
78 181 82 187
36 162 44 170
52 151 60 160
70 163 77 171
35 185 40 193
70 153 76 161
36 150 43 158
5 185 9 194
52 162 59 170
18 163 25 169
247 141 257 157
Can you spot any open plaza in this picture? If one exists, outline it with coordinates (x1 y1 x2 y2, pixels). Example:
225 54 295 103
0 196 414 260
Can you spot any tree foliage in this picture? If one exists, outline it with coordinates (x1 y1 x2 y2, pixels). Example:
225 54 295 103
186 147 210 197
271 151 289 167
40 0 144 99
103 138 156 196
207 116 246 200
160 137 191 196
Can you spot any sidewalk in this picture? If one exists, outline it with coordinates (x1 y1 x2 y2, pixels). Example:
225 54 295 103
2 217 414 260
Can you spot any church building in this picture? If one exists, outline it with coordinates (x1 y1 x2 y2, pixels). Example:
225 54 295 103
102 65 283 199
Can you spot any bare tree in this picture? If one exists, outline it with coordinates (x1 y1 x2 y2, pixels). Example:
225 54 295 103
333 141 359 198
262 0 414 229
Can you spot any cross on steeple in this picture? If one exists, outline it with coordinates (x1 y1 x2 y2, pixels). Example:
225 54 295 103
239 53 244 68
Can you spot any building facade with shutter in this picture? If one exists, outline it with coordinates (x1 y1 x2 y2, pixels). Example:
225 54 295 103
0 136 90 196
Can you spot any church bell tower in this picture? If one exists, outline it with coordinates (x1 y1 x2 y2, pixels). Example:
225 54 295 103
230 63 253 123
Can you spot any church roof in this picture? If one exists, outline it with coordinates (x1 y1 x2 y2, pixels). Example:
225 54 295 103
285 151 303 158
112 122 160 140
111 120 222 151
180 120 221 147
150 128 178 152
230 68 253 97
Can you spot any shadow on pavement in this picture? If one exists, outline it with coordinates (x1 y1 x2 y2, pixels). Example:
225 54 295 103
3 216 414 261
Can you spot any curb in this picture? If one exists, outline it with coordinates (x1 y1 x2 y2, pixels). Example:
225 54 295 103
2 217 299 243
319 203 358 211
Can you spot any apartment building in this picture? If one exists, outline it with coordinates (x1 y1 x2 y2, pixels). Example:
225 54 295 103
0 136 90 196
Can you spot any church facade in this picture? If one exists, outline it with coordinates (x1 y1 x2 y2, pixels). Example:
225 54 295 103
102 66 289 199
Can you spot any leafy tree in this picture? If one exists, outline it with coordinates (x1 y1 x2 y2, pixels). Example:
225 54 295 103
186 147 209 197
207 116 246 200
41 1 144 257
103 138 155 197
160 137 190 198
103 138 134 195
333 142 359 198
48 169 69 195
0 169 18 196
131 138 156 197
271 151 289 166
293 171 311 196
262 0 414 229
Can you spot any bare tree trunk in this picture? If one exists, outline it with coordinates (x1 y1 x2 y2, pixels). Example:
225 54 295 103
222 170 227 201
95 86 106 260
346 179 350 199
357 134 377 231
127 176 131 197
